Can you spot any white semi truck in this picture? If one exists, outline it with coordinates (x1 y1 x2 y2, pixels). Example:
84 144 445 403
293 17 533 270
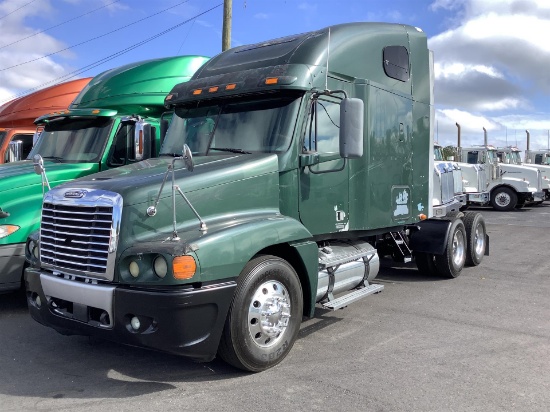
457 127 543 211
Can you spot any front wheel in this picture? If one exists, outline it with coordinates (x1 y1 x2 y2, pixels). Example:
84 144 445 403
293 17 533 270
490 187 517 211
435 219 467 278
462 212 486 266
218 255 303 372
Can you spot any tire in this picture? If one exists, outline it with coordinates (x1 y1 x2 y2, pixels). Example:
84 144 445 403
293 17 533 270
462 212 486 266
414 252 437 275
435 219 467 278
218 255 303 372
490 187 517 211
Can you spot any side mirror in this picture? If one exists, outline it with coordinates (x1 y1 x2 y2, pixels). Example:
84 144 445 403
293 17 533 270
133 120 152 161
33 154 45 175
7 140 23 163
183 144 194 172
339 98 364 159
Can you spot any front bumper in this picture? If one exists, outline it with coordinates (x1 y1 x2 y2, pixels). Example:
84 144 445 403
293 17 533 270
466 192 490 205
0 243 25 292
533 191 545 202
25 268 236 362
432 194 467 218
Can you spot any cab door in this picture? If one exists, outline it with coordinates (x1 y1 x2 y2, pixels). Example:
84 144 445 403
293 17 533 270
298 95 349 236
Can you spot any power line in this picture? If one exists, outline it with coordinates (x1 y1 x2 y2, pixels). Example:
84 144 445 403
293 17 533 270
1 3 222 103
0 0 192 72
0 0 122 51
0 0 38 21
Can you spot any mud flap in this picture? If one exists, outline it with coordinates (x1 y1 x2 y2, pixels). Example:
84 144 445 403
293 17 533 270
408 219 452 255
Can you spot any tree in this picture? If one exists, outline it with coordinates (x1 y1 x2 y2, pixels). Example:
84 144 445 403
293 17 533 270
442 145 458 160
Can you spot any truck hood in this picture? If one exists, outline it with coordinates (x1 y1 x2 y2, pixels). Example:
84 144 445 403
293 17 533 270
62 154 280 207
48 154 281 249
0 160 98 192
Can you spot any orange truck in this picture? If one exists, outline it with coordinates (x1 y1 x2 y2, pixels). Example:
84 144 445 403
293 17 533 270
0 78 92 163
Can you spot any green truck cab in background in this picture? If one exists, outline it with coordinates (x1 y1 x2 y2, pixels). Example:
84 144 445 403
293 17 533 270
25 23 487 372
0 55 208 292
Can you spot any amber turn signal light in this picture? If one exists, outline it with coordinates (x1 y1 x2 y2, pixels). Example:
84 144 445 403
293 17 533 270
173 256 196 279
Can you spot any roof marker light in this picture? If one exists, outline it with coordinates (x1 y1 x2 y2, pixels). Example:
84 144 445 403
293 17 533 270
225 83 236 90
209 86 219 93
265 77 278 85
193 89 203 95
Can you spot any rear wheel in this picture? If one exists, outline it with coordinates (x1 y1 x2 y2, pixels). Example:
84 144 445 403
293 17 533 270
462 212 486 266
218 255 303 372
490 187 517 211
435 219 467 278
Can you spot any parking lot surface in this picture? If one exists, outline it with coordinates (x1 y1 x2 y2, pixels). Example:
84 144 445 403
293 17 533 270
1 205 549 411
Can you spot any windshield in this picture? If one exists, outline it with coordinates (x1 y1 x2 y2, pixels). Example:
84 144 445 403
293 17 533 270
0 131 6 150
433 146 444 161
512 151 521 164
486 150 497 164
161 94 302 156
29 117 113 163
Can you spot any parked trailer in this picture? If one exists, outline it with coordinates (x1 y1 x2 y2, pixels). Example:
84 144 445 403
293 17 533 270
0 56 208 293
25 23 487 371
0 78 91 163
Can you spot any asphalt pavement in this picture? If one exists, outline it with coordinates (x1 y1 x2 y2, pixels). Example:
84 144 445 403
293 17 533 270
1 204 549 412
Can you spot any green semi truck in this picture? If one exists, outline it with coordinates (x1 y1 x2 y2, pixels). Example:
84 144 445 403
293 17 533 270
0 55 208 292
25 23 487 372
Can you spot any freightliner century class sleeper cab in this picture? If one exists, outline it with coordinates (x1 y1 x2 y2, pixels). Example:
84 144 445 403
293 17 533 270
0 56 208 293
25 23 488 372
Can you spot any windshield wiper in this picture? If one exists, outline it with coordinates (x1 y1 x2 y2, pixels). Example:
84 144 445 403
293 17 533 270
41 156 64 162
159 153 184 157
209 147 252 154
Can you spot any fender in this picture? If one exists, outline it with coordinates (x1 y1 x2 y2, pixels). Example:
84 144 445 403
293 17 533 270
408 218 452 255
192 215 314 283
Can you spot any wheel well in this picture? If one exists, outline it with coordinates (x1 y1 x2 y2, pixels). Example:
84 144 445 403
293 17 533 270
255 243 312 317
491 184 517 194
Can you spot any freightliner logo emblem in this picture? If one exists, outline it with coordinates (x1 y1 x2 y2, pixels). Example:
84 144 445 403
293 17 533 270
64 190 87 198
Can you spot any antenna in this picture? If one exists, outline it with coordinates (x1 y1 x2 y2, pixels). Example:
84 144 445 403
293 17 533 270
325 28 330 91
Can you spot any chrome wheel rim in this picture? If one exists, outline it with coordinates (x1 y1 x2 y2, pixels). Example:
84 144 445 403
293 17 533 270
495 192 511 207
248 280 291 348
452 229 466 268
474 223 485 257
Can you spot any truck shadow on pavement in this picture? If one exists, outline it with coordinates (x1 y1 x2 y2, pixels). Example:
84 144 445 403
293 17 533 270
375 258 449 283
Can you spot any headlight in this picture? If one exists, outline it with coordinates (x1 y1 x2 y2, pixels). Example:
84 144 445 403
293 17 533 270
0 225 19 239
129 261 140 278
153 255 168 278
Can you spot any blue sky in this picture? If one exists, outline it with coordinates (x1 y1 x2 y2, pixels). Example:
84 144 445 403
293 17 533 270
0 0 549 151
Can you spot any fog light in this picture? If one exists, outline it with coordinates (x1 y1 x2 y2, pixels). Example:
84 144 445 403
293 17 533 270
129 261 140 278
130 316 141 330
153 255 168 278
35 295 41 308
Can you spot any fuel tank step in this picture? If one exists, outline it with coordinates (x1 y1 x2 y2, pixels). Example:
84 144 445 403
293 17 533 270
321 283 384 310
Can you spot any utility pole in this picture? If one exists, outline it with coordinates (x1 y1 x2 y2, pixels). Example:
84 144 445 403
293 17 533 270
222 0 232 51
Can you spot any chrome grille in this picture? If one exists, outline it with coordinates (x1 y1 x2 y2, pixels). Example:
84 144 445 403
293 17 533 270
477 165 487 190
40 188 122 281
441 169 454 204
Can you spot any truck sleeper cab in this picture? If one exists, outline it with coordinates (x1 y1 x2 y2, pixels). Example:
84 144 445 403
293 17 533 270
26 23 487 372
